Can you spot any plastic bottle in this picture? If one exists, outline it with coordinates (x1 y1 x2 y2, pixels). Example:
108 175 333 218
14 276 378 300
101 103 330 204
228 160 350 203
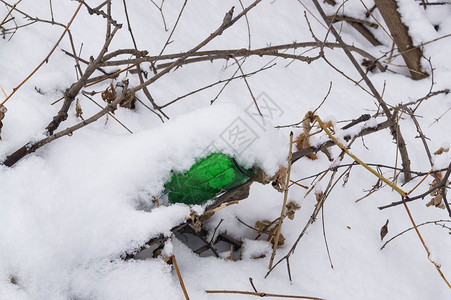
164 153 251 205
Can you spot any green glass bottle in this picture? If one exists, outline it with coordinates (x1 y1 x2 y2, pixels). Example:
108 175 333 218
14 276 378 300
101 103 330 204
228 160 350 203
164 153 251 205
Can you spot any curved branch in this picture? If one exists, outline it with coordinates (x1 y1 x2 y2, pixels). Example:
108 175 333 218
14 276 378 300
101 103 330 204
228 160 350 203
3 83 129 167
100 42 385 72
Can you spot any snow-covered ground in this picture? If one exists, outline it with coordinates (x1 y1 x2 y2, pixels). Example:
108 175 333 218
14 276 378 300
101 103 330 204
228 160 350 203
0 0 450 299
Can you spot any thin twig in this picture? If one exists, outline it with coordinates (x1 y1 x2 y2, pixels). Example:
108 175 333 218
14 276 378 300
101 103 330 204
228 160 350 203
312 0 412 182
232 57 262 116
316 114 450 288
129 1 263 95
403 106 451 217
381 220 451 250
172 255 190 300
4 82 129 167
269 132 294 270
159 0 187 55
205 289 325 300
0 0 22 27
1 0 84 106
122 0 138 49
81 92 133 134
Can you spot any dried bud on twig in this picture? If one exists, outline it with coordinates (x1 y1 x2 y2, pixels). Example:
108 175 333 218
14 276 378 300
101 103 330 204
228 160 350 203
222 6 234 26
380 219 389 241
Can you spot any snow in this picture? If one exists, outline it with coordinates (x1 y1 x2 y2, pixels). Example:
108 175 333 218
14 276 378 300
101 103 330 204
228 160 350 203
1 0 450 299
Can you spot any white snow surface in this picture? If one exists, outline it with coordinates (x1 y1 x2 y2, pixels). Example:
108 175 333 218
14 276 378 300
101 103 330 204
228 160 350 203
0 1 450 299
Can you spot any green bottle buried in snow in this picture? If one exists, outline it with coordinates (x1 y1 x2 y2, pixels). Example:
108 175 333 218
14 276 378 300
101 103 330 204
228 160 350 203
164 153 252 205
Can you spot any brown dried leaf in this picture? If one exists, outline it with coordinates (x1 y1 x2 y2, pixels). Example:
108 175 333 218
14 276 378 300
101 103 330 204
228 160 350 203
192 219 202 233
286 201 301 220
254 220 272 234
186 210 202 233
321 147 333 161
271 166 287 192
305 153 318 160
380 219 389 241
315 190 324 203
267 226 285 246
295 133 318 161
427 175 448 209
0 104 6 140
101 83 117 104
426 195 445 209
251 167 272 184
321 120 335 134
295 132 307 151
120 91 136 109
362 58 377 72
302 111 315 134
75 98 84 120
434 147 449 155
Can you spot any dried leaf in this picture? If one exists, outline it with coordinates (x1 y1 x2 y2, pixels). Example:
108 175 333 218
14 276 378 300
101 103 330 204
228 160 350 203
267 226 285 246
302 111 315 134
254 220 272 234
286 201 301 220
321 120 335 134
427 175 449 209
362 58 377 72
321 147 333 161
380 219 389 241
75 98 84 120
296 110 324 161
0 104 6 140
295 133 318 161
251 167 272 184
251 254 266 259
426 195 446 209
271 166 287 192
434 147 449 155
315 190 324 203
186 210 202 233
120 91 136 109
101 83 117 104
192 219 202 233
